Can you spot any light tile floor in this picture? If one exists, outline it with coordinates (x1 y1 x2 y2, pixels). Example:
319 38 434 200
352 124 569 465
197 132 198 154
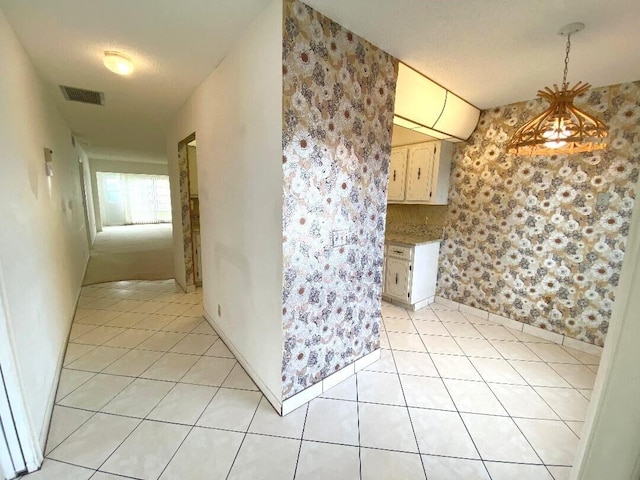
27 280 599 479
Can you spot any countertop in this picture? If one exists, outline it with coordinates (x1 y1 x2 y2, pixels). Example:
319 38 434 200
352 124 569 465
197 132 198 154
385 224 444 246
385 232 442 246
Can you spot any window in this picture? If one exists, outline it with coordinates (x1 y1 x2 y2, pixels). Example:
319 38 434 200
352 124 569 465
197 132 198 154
97 172 172 226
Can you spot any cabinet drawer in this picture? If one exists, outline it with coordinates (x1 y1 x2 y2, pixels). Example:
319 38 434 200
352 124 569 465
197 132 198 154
386 244 412 260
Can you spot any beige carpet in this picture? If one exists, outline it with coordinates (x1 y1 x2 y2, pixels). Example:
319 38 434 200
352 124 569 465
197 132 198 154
83 224 174 285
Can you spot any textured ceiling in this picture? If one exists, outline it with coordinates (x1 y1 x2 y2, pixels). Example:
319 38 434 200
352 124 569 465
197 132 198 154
304 0 640 109
0 0 272 162
1 0 639 163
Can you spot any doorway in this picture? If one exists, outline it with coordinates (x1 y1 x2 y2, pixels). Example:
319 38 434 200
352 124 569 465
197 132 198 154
177 133 202 291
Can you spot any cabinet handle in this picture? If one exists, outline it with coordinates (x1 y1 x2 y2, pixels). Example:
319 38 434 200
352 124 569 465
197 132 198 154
417 167 421 180
393 170 396 181
433 146 436 154
395 273 398 284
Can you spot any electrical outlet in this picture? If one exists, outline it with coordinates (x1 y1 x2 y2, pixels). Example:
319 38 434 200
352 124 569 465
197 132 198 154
596 192 611 207
331 229 349 247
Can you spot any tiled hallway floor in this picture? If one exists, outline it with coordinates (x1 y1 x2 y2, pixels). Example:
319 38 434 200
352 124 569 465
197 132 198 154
28 280 599 479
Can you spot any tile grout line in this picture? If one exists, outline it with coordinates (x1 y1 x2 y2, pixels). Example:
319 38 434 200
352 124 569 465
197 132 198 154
48 289 589 477
223 393 263 480
355 371 363 480
56 289 229 479
291 404 310 480
427 306 567 474
410 310 493 478
154 360 235 480
387 343 428 479
387 302 587 471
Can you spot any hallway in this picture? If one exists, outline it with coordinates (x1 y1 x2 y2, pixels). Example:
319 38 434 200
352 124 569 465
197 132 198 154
83 225 174 285
28 280 598 479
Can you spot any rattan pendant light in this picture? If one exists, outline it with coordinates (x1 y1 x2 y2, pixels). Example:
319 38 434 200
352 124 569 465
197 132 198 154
507 23 608 156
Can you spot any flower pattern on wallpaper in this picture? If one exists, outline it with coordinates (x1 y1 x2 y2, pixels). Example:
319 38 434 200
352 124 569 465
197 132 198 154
438 81 640 346
178 142 195 288
281 0 398 398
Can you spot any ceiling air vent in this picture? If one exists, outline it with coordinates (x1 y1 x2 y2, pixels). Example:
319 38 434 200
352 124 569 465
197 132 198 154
60 85 104 106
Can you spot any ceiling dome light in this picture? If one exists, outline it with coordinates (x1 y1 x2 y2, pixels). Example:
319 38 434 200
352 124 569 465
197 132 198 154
507 23 608 156
103 51 134 75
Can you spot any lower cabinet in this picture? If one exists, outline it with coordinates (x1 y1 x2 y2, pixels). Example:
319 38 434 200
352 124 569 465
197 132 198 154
382 241 440 310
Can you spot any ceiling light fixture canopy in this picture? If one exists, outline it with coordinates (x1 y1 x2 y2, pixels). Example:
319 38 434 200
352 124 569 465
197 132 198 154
507 23 608 156
103 50 134 76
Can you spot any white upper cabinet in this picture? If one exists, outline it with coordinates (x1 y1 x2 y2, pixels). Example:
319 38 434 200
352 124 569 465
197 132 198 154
405 142 435 202
387 147 408 202
387 140 453 205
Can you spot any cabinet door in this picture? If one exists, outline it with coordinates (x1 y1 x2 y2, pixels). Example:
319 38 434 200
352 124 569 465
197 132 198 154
387 147 408 202
405 143 435 202
385 258 411 301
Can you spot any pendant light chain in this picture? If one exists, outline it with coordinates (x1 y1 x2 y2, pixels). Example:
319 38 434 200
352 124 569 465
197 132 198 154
562 33 571 88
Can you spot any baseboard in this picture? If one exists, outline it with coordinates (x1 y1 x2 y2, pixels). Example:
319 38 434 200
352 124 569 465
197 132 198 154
203 310 283 414
433 295 603 357
203 310 382 416
381 294 435 311
39 253 91 451
281 349 380 415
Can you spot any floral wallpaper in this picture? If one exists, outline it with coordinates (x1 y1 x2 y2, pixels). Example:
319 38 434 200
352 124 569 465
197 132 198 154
178 141 195 289
281 0 398 398
437 81 640 346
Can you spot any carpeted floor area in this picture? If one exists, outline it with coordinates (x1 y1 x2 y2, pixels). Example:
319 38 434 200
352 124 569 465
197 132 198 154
83 224 174 285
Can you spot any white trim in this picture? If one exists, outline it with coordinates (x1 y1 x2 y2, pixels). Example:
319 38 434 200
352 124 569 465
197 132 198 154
0 261 43 474
204 311 382 417
354 349 381 372
322 364 355 392
562 336 603 358
488 312 524 332
281 348 381 416
522 324 564 345
281 382 322 416
39 254 90 450
433 296 603 355
459 303 489 319
433 295 460 309
203 310 282 413
382 295 434 311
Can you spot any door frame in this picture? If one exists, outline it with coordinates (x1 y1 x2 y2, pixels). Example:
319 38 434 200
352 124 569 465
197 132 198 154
0 261 42 478
177 133 197 292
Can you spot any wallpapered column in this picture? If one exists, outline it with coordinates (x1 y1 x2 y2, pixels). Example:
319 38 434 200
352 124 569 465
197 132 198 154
438 81 640 346
281 0 398 398
178 141 195 290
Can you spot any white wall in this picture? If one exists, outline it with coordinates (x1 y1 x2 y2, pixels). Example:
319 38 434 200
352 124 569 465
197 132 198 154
571 180 640 480
0 8 89 452
166 0 283 402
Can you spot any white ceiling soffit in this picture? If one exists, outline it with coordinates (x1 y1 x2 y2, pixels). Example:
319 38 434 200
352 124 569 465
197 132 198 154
304 0 640 110
0 0 272 162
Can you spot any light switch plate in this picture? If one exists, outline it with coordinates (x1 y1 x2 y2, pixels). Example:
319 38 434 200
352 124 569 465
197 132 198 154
331 229 349 247
596 192 611 207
